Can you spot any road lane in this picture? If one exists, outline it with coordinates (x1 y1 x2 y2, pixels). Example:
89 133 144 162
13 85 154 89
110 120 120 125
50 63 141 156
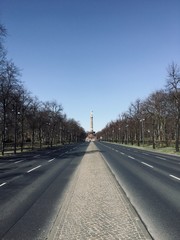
0 143 88 239
101 141 180 181
0 144 79 185
95 141 180 240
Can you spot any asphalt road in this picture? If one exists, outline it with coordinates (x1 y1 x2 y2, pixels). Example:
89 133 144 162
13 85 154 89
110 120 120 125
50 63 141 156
1 141 180 240
95 141 180 240
0 143 88 240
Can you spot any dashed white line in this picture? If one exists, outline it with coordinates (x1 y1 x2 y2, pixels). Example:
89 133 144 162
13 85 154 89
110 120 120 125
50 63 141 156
120 152 125 155
156 156 167 160
141 162 154 168
15 160 24 164
142 153 149 156
115 150 119 152
169 174 180 181
27 165 41 173
33 154 40 158
48 158 55 162
128 156 135 159
0 182 7 187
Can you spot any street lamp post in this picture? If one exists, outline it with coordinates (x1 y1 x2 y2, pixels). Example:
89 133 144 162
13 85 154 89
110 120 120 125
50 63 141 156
14 110 21 154
112 129 114 142
60 122 62 144
118 127 121 143
126 125 129 144
140 119 145 146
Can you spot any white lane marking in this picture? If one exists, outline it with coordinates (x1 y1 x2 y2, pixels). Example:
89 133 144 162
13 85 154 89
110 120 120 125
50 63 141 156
115 150 119 152
169 174 180 181
48 158 55 162
141 162 154 168
15 160 24 164
27 165 41 173
128 156 135 159
0 182 7 187
142 153 149 156
33 154 40 158
120 152 125 155
156 156 166 160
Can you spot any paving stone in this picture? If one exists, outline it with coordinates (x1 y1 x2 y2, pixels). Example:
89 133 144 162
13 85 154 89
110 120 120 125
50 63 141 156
47 143 152 240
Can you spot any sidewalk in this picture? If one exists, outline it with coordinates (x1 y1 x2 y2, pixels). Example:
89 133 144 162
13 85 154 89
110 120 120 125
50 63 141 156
47 142 152 240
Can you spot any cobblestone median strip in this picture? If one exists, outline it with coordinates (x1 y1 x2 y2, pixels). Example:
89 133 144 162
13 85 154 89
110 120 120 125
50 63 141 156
48 142 152 240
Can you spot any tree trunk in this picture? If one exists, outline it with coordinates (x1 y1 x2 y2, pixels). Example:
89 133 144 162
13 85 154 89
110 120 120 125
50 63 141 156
175 118 180 152
1 100 6 155
152 121 156 149
21 118 24 152
32 128 35 150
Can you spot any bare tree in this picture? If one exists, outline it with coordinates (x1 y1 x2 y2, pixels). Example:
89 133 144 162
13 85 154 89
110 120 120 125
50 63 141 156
43 101 63 147
0 23 86 154
19 89 33 152
166 62 180 151
26 97 40 150
0 61 21 154
128 99 143 146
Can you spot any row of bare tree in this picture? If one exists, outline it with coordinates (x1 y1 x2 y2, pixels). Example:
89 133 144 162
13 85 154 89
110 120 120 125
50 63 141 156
0 24 86 155
97 62 180 151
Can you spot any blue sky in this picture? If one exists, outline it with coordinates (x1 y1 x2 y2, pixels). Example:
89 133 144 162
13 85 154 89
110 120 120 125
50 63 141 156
0 0 180 132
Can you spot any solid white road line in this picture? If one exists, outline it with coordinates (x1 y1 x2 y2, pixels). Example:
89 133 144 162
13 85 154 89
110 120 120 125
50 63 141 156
27 165 41 173
141 162 154 168
0 182 7 187
169 174 180 181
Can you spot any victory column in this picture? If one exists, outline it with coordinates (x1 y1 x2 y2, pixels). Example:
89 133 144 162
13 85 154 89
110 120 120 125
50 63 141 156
86 111 96 141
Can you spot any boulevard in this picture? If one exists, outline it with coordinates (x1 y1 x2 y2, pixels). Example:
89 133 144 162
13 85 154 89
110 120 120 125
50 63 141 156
0 141 180 239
